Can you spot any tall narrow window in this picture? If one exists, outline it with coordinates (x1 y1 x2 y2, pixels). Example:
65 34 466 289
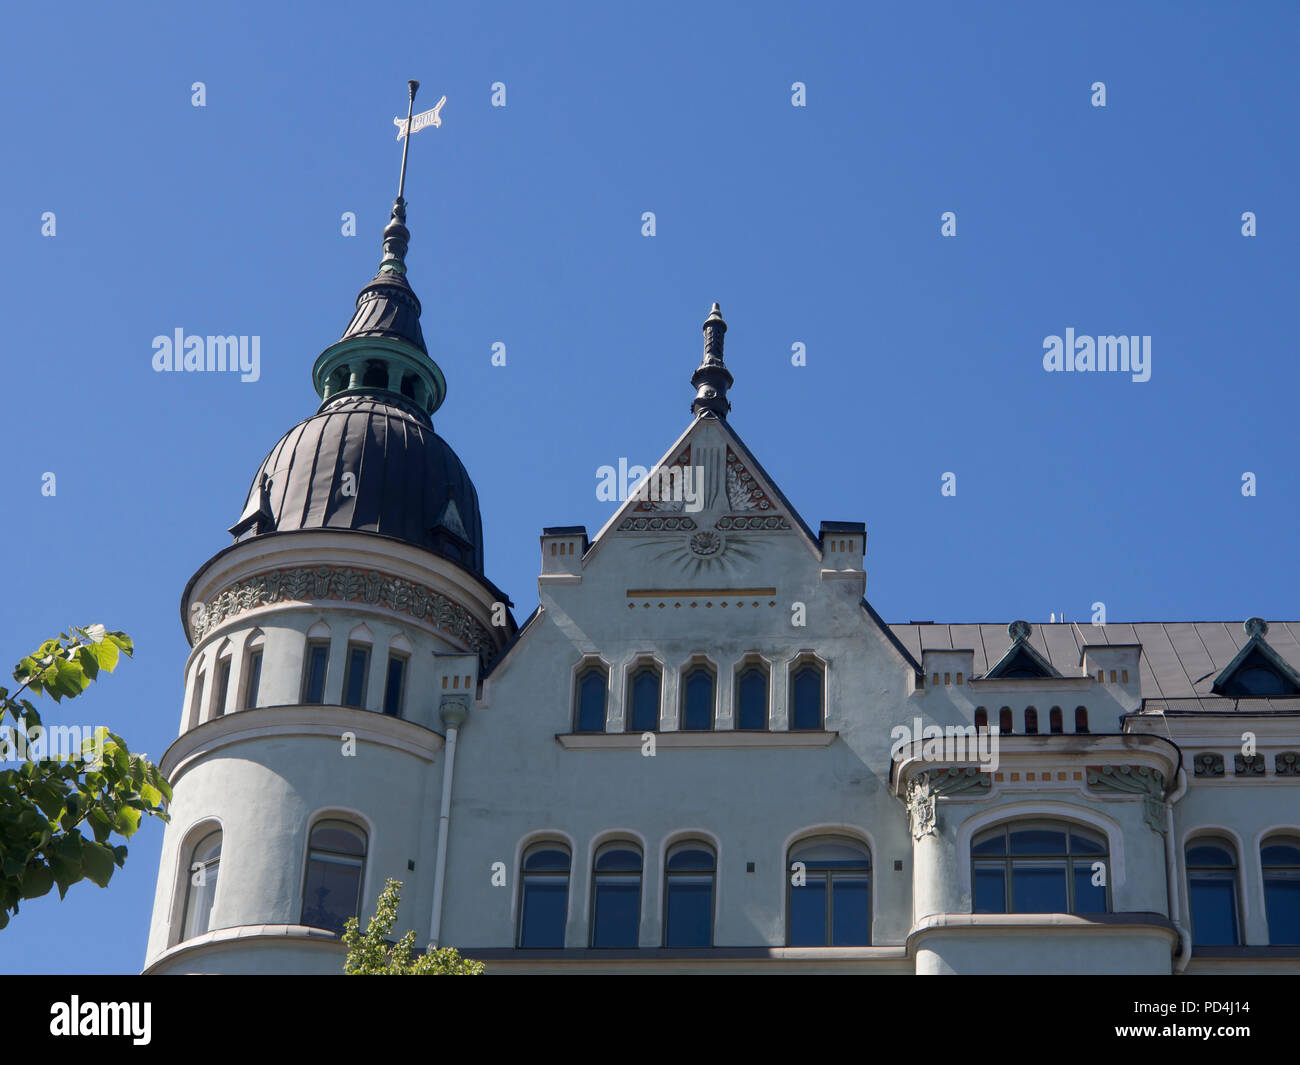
681 665 715 731
303 642 330 704
190 667 206 728
213 657 232 718
590 843 642 948
1262 838 1300 945
1024 707 1038 734
664 842 715 947
736 663 769 731
974 707 988 730
1074 707 1089 733
382 654 407 717
790 662 823 730
343 644 370 708
181 830 221 940
972 822 1109 914
574 666 607 733
243 649 263 709
301 820 367 936
627 665 660 733
999 708 1013 735
518 843 570 948
1186 839 1240 946
787 837 871 946
1049 707 1063 734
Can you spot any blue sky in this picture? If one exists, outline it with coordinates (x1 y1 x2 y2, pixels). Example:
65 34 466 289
2 1 1297 972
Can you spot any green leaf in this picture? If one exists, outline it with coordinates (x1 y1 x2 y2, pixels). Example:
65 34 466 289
81 841 115 888
20 861 54 899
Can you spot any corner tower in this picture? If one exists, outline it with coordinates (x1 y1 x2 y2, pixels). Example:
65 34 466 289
145 86 515 974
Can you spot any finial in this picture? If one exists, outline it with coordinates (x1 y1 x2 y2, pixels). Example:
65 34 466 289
691 301 733 419
1008 620 1032 641
1245 617 1268 638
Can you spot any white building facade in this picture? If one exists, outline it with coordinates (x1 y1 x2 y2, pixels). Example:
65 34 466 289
144 192 1300 976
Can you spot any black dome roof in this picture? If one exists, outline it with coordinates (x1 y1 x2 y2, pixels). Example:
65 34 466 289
234 393 485 573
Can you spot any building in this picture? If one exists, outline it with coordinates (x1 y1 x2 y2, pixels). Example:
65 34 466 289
143 178 1300 976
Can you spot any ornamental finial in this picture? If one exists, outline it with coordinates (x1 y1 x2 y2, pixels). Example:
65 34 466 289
691 302 733 419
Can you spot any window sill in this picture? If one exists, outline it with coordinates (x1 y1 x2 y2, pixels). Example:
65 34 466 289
556 730 838 750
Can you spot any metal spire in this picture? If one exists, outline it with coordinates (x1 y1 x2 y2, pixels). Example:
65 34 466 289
691 302 733 418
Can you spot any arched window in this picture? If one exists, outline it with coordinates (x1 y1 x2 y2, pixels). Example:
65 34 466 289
998 708 1013 735
1024 707 1039 734
181 830 221 940
1186 838 1240 946
664 842 715 947
972 821 1109 914
574 665 607 733
1049 707 1063 734
243 634 264 709
301 820 367 936
518 842 570 948
189 665 206 729
974 707 988 730
1074 707 1089 733
627 665 661 733
590 842 642 948
1262 837 1300 945
213 652 233 718
787 837 871 946
681 664 715 731
790 661 824 731
302 639 330 704
735 662 769 731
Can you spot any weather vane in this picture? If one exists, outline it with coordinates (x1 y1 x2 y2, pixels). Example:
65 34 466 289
392 80 446 203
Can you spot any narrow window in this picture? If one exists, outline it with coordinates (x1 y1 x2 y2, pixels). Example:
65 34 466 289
574 667 607 733
181 830 222 940
736 664 768 731
1049 707 1063 734
681 665 715 731
627 665 660 733
974 707 988 729
301 820 367 936
790 662 824 730
190 667 206 728
213 658 232 718
1024 707 1038 734
788 837 871 946
382 654 407 717
1187 839 1240 946
999 708 1013 735
303 642 330 704
343 644 370 708
518 843 570 948
243 649 263 709
1074 707 1089 733
664 843 715 947
591 843 642 948
1262 838 1300 945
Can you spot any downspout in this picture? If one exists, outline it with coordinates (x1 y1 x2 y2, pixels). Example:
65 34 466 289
428 699 468 949
1164 765 1191 972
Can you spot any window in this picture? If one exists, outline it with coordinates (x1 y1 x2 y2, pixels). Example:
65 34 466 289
181 830 221 940
590 842 642 948
382 654 407 717
681 665 715 731
972 822 1109 914
1049 707 1063 734
998 708 1013 735
518 843 570 948
1262 838 1300 945
302 642 330 704
664 842 715 946
788 837 871 946
574 666 607 733
1024 707 1038 734
301 820 367 936
627 665 660 733
974 707 988 730
736 663 769 731
189 667 206 728
790 662 823 730
1075 707 1089 733
213 657 232 718
1186 839 1240 946
243 649 263 709
343 644 370 708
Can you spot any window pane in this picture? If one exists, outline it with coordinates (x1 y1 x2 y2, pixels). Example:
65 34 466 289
523 847 570 872
594 848 641 872
682 670 714 731
1010 828 1067 855
592 879 640 948
1012 863 1068 912
666 847 714 872
736 668 768 730
1262 843 1300 866
306 645 329 703
973 864 1006 913
183 858 218 939
214 659 231 717
1264 878 1300 945
1069 831 1106 856
791 667 822 730
1187 844 1234 868
301 855 362 935
1189 877 1239 945
383 656 405 716
971 830 1006 856
1073 863 1108 914
343 647 368 707
830 876 871 945
244 651 262 709
665 878 712 946
629 670 660 732
788 877 828 946
310 823 366 856
519 878 568 948
576 671 606 732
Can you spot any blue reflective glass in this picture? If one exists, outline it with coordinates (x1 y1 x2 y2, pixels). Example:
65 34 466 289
1009 828 1067 855
576 671 606 732
736 668 768 730
1012 864 1068 912
594 848 641 872
343 647 368 708
973 864 1005 913
665 879 712 946
791 667 822 730
1264 878 1300 945
971 831 1006 856
519 879 568 948
1073 864 1107 914
592 879 640 948
1189 877 1239 945
788 879 828 946
667 848 714 871
629 670 660 732
831 877 870 945
682 670 714 731
523 848 569 871
305 645 329 704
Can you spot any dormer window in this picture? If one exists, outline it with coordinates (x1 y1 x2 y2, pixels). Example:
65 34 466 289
1210 619 1300 698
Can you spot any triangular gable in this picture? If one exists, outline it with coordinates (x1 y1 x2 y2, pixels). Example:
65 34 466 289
985 622 1061 679
1212 620 1300 697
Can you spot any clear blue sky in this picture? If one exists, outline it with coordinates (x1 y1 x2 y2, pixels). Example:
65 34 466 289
2 1 1297 973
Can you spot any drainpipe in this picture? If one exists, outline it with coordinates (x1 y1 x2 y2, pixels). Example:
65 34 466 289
428 698 468 949
1163 766 1191 972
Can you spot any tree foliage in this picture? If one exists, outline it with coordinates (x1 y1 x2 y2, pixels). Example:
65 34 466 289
342 878 485 975
0 625 171 929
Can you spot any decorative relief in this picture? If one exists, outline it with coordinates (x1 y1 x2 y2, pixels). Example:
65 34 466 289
1234 753 1266 777
716 515 789 531
905 768 991 840
1276 752 1300 777
725 449 774 512
617 516 697 532
1193 752 1225 778
631 446 691 513
190 565 497 664
1086 764 1167 834
690 531 723 556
